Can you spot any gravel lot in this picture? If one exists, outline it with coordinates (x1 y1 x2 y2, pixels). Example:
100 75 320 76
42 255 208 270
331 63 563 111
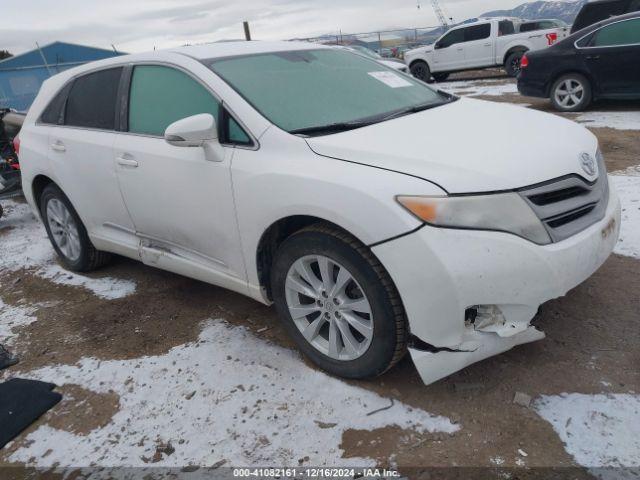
1 75 639 479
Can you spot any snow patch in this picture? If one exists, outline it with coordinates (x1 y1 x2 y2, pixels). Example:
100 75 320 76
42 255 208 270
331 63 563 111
8 319 459 468
574 111 640 131
0 200 135 299
0 298 37 346
611 175 640 260
534 394 640 472
437 79 518 97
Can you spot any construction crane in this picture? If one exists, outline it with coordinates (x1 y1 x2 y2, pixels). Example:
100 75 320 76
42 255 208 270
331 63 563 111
417 0 451 29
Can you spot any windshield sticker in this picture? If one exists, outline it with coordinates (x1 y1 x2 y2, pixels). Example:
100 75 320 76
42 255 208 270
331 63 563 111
368 71 413 88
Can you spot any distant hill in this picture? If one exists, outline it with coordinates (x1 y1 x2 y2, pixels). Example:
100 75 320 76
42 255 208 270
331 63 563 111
481 0 588 24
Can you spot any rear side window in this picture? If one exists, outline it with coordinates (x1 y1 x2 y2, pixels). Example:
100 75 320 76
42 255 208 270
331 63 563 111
592 18 640 46
464 24 492 42
65 68 122 130
40 84 71 125
499 20 516 35
128 65 220 137
520 22 539 32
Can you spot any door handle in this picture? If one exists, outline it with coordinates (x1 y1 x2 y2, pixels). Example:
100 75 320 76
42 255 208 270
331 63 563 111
116 155 139 168
587 55 601 60
50 141 66 153
484 43 492 47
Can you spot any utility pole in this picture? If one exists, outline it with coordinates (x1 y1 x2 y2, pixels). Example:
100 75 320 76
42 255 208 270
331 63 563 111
243 21 252 41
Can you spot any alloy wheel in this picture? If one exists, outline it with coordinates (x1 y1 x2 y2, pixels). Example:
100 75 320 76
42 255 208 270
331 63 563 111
46 198 82 262
284 255 374 361
554 79 585 109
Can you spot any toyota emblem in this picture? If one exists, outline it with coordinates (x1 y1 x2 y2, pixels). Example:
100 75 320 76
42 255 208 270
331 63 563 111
580 153 597 177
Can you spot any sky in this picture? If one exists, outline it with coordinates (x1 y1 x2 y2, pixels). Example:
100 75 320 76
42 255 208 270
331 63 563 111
2 0 553 55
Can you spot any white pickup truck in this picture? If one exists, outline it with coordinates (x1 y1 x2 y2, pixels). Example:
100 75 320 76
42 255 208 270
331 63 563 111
404 17 570 81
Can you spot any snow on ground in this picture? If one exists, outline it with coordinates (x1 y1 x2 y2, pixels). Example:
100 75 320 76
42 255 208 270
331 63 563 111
611 175 640 260
7 319 459 468
534 394 640 478
0 200 135 300
573 111 640 131
436 79 519 97
0 298 37 347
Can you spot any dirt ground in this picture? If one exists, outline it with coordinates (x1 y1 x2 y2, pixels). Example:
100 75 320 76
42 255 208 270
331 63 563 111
1 73 639 478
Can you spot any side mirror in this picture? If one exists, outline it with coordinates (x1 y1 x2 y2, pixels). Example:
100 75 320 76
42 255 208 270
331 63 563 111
435 43 442 50
164 114 218 148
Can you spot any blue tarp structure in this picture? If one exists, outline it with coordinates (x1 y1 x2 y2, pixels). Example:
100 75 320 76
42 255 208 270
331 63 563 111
0 42 123 112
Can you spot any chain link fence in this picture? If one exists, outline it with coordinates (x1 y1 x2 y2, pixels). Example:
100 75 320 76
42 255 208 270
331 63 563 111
295 26 447 59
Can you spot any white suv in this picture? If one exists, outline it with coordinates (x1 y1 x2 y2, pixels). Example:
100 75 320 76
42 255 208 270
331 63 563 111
19 41 620 385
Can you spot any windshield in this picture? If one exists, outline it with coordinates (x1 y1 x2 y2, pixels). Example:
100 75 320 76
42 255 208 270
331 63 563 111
207 49 449 135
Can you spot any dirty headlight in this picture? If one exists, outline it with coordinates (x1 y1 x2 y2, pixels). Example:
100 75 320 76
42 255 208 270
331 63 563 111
397 193 552 245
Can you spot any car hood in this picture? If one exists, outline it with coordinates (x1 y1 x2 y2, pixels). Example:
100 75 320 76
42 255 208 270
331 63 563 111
406 46 433 58
306 98 599 194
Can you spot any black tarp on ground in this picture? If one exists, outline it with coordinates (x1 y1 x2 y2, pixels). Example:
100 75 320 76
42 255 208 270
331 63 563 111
0 378 62 449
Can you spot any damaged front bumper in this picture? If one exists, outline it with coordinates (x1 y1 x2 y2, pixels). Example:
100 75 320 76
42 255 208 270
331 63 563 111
373 182 621 386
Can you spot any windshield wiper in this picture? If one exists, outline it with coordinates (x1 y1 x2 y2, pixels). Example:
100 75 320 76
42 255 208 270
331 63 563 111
290 120 378 136
380 99 453 122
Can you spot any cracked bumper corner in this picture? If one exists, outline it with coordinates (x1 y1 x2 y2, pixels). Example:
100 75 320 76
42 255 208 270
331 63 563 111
409 326 546 386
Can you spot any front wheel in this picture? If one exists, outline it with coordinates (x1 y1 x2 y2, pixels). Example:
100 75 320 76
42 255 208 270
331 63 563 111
271 225 407 379
550 74 592 112
40 184 111 272
410 61 431 83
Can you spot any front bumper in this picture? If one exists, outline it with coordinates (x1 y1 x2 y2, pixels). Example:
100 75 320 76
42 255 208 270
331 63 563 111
372 181 621 385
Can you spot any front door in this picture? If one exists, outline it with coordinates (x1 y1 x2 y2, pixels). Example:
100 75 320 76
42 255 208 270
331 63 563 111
114 64 247 288
583 18 640 96
432 28 466 72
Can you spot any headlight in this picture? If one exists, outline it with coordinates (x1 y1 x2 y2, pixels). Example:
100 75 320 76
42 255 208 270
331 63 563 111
397 193 552 245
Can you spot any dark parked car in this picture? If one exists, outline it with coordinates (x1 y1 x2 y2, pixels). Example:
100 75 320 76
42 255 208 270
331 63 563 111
571 0 640 33
518 11 640 111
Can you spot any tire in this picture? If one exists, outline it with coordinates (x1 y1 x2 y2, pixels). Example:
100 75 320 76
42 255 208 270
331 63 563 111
550 73 592 112
270 224 408 379
505 51 525 77
40 184 111 272
410 60 432 83
432 72 450 82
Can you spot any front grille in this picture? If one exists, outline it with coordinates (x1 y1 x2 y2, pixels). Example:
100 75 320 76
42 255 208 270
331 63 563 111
519 156 609 243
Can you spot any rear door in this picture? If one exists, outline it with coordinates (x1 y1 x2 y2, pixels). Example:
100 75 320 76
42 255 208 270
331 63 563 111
46 67 138 251
581 17 640 96
113 63 248 286
461 23 494 68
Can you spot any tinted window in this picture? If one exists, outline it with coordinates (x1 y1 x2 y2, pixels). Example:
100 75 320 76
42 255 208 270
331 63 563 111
464 24 492 42
438 29 465 48
520 23 539 32
499 20 516 35
226 115 252 145
128 65 220 137
65 68 122 130
592 18 640 46
40 84 71 125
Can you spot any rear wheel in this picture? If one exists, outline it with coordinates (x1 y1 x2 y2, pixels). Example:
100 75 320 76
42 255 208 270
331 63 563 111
410 60 431 83
550 74 592 112
40 184 111 272
271 225 407 379
505 51 526 77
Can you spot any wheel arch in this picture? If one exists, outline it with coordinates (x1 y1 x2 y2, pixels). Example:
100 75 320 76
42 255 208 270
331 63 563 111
409 58 431 71
503 46 529 65
31 174 57 216
256 215 379 301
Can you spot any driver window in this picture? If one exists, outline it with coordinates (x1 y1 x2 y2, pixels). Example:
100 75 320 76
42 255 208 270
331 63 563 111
438 29 465 48
128 65 220 137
